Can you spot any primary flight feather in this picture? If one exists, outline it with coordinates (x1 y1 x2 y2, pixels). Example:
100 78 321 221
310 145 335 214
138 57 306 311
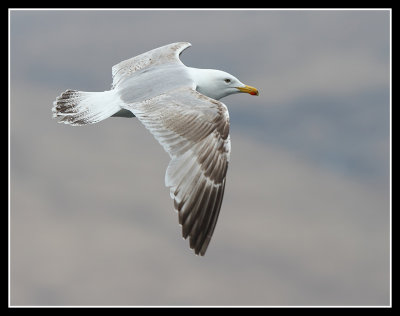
52 42 259 255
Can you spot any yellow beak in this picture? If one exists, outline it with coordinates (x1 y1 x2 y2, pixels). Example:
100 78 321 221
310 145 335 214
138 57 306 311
237 84 259 96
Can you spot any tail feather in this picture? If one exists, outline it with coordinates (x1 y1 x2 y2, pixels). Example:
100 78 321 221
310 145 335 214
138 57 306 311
52 89 122 126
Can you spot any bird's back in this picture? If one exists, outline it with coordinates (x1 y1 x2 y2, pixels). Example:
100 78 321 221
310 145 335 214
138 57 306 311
116 64 194 104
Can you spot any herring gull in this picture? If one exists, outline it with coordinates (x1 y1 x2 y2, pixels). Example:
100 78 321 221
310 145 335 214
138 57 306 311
52 42 259 255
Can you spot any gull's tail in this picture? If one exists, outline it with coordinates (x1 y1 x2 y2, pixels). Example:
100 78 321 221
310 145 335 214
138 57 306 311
52 89 125 126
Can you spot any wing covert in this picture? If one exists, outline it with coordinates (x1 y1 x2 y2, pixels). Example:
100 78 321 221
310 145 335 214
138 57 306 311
111 42 191 89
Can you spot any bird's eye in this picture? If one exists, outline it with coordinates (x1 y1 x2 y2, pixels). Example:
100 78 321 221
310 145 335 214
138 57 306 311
224 78 231 83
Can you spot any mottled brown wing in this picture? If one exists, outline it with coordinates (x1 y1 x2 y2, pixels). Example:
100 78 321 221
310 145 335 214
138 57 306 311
124 87 230 255
111 42 191 89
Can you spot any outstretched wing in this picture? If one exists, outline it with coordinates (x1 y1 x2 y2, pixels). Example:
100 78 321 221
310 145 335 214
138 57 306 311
123 87 230 255
111 42 192 89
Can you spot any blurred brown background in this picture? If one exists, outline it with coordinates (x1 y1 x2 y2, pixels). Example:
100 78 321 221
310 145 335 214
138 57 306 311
10 9 390 306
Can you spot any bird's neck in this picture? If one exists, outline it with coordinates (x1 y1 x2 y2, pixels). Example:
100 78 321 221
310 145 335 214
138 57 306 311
187 67 225 100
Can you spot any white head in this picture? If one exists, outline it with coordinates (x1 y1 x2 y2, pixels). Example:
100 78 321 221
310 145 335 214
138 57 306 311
188 68 259 100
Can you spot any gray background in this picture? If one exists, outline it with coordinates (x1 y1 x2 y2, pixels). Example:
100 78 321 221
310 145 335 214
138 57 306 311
10 9 390 306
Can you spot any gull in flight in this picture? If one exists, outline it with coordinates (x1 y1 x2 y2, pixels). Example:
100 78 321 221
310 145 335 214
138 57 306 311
52 42 259 255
